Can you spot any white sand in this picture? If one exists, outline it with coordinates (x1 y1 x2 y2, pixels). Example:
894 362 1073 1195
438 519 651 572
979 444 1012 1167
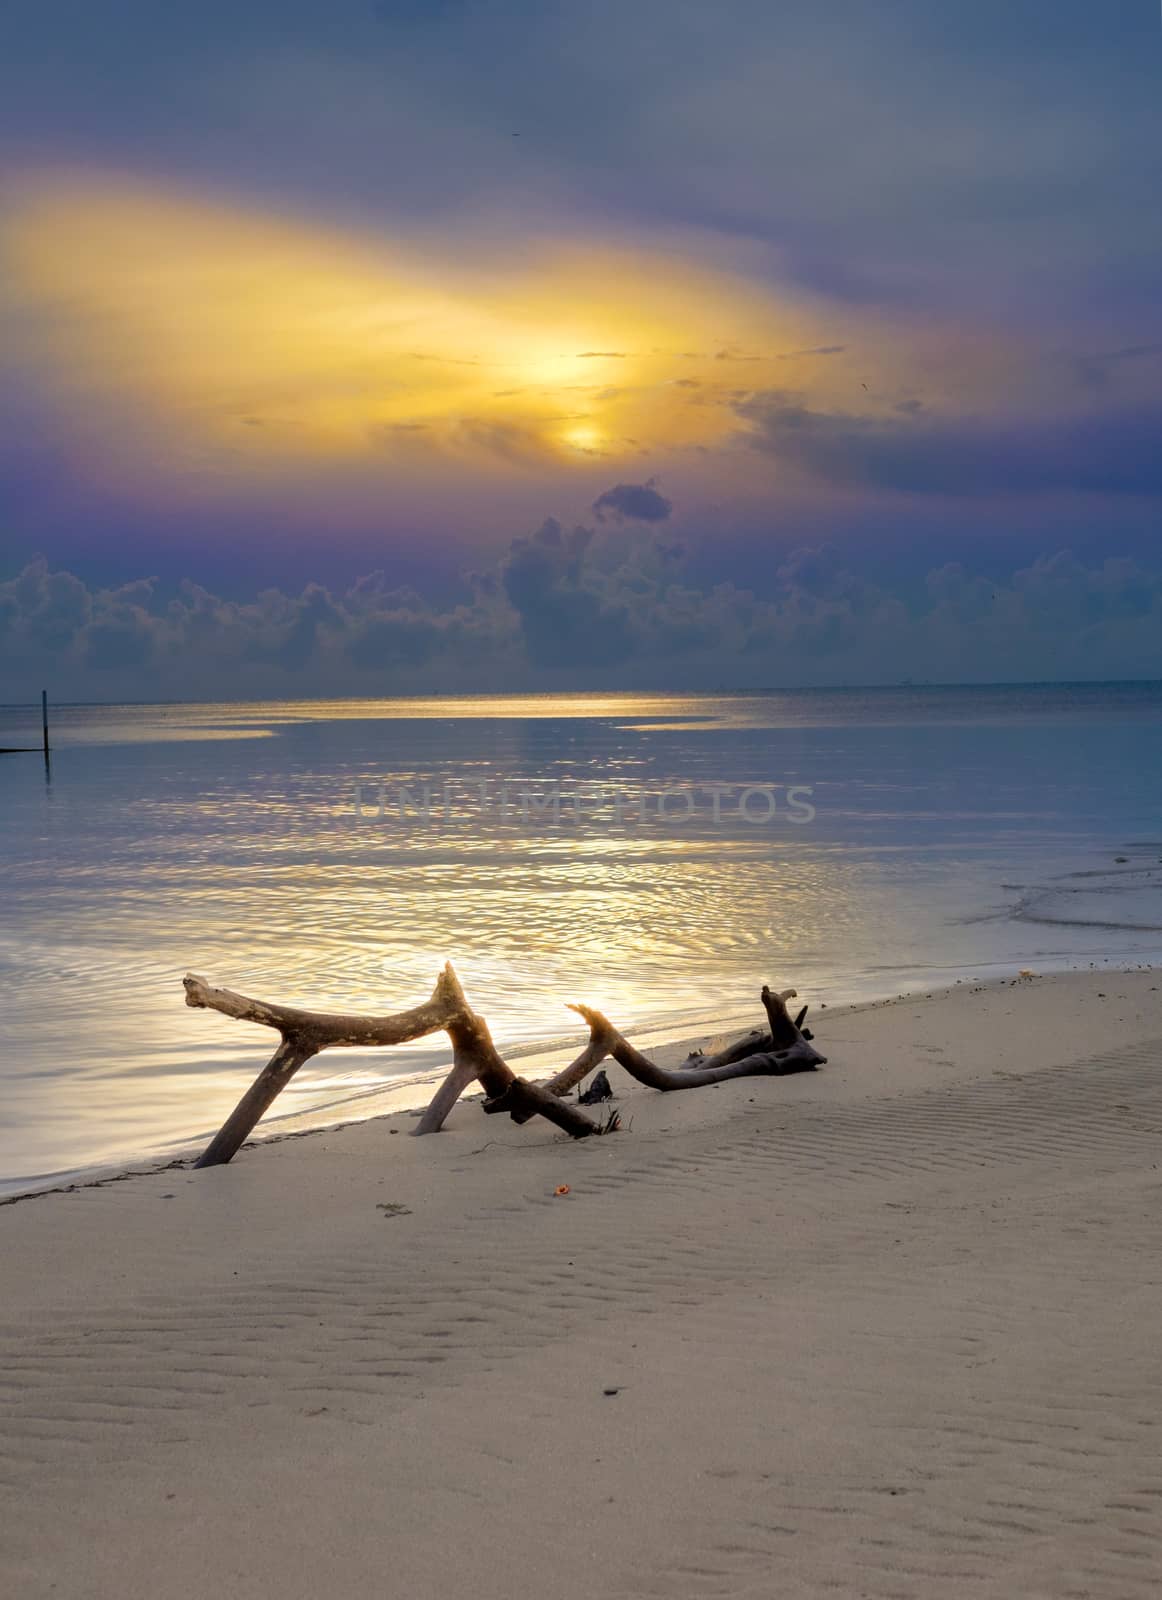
2 969 1161 1599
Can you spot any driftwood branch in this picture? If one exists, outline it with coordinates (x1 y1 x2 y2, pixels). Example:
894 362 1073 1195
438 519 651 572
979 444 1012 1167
412 1030 609 1137
411 1057 480 1136
413 982 825 1135
183 966 466 1048
680 989 801 1072
567 983 824 1091
544 1035 614 1097
185 961 828 1168
444 1004 599 1140
186 962 601 1167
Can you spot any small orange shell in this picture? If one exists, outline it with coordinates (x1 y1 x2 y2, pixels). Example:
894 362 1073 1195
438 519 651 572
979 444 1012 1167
554 1184 571 1196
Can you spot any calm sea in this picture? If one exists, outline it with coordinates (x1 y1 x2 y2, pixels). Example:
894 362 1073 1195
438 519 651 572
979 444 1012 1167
2 686 1160 1194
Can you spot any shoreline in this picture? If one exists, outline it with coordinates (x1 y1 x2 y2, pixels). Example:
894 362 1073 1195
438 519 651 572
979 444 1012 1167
3 966 1161 1599
2 953 1156 1205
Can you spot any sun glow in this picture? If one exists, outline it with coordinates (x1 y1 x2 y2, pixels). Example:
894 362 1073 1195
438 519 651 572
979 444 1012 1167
559 423 604 453
0 171 834 489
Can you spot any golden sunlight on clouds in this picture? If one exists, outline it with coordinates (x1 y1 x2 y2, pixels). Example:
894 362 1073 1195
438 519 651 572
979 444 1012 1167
0 171 858 487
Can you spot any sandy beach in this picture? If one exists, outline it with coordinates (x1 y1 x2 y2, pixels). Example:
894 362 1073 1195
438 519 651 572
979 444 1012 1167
2 969 1161 1599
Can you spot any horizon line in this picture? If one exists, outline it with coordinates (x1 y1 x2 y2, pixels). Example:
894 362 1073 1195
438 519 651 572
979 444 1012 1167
3 677 1162 712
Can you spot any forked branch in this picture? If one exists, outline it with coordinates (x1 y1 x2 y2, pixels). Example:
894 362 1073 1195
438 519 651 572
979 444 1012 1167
183 964 466 1048
566 983 825 1091
184 964 828 1167
185 962 601 1167
416 983 825 1134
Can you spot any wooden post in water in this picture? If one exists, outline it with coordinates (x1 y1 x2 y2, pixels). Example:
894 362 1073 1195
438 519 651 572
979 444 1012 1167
41 690 50 759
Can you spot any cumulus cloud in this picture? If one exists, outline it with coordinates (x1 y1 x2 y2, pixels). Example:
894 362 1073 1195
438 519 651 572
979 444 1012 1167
591 478 673 524
3 531 1161 699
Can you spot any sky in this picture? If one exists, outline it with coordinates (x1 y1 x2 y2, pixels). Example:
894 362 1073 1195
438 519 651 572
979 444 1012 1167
1 0 1160 695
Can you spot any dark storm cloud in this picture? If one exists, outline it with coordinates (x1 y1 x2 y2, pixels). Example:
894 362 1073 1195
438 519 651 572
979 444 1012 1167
592 481 673 524
735 392 1162 499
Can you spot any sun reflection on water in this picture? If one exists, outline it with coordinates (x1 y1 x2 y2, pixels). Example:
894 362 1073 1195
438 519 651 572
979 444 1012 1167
2 688 1160 1190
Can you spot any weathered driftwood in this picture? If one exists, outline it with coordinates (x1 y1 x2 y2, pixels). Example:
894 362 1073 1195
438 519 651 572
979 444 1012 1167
411 1055 480 1136
566 984 825 1092
186 962 601 1167
544 1033 615 1097
413 983 826 1134
186 962 827 1166
443 996 599 1139
541 986 797 1095
677 988 805 1073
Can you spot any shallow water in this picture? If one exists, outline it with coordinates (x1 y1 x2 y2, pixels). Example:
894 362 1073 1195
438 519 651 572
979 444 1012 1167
2 685 1160 1193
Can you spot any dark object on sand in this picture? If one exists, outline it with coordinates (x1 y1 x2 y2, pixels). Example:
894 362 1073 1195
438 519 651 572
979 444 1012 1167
183 967 825 1168
184 964 602 1166
578 1069 613 1104
794 1005 814 1040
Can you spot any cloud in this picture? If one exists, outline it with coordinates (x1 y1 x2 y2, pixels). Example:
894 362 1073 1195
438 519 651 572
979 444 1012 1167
2 173 827 484
591 479 673 524
500 518 635 667
734 391 1162 499
4 0 1158 357
453 419 552 465
1070 342 1162 391
4 529 1162 698
777 345 847 359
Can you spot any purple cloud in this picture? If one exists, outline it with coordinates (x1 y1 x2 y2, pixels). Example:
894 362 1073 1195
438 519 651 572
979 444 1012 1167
592 479 673 524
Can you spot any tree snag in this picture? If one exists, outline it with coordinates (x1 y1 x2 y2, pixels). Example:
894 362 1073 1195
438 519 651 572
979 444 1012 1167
185 964 827 1165
414 983 826 1133
185 962 601 1167
564 983 824 1093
